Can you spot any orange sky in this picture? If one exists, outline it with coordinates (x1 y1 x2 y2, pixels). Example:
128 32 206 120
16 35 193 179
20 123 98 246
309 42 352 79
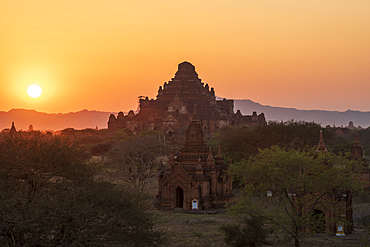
1 0 370 114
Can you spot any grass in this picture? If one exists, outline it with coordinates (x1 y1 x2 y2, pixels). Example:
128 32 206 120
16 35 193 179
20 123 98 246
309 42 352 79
153 195 370 247
155 210 370 246
155 211 231 247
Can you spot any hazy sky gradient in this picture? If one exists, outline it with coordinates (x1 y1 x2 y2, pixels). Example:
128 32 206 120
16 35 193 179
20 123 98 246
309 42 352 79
1 0 369 113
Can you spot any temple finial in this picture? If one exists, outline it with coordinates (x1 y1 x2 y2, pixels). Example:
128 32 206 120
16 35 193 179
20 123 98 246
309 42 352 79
217 145 222 159
354 133 360 147
316 130 327 152
207 146 214 161
352 133 363 159
9 122 17 135
192 104 199 121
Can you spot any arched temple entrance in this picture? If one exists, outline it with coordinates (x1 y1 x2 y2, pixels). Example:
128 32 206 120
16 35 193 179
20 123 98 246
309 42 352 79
176 187 184 208
310 209 326 233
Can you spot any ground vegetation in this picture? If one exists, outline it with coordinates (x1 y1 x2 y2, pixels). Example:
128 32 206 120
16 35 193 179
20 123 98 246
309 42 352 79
0 132 164 246
228 146 362 247
220 214 269 247
106 130 168 193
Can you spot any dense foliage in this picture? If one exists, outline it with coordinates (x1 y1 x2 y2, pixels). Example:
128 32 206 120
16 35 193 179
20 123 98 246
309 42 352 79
0 133 165 246
107 130 167 192
228 146 362 247
220 215 269 247
209 120 368 163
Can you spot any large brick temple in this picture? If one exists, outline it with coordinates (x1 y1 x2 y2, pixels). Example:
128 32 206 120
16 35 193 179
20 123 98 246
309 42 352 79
107 61 266 139
156 105 234 210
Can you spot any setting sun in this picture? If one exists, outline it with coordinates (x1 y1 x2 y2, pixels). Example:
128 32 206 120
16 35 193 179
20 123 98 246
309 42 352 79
27 85 42 98
1 0 370 114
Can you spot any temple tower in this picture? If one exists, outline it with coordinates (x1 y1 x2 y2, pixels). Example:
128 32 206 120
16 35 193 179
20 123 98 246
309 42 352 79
352 133 363 159
156 105 234 210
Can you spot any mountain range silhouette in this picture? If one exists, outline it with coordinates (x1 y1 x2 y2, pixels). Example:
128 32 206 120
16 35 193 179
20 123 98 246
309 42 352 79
1 99 369 131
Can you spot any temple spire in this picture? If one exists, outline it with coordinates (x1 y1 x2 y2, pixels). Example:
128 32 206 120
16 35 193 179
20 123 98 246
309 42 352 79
354 133 360 147
9 122 17 136
192 104 199 121
352 133 363 159
167 147 175 169
207 146 215 162
316 130 327 152
217 145 222 159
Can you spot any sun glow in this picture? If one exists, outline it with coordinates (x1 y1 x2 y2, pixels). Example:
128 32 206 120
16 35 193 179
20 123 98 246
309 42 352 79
27 85 42 98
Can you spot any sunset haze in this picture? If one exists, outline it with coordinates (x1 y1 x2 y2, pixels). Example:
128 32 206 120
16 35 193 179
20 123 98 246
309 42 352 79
1 0 370 114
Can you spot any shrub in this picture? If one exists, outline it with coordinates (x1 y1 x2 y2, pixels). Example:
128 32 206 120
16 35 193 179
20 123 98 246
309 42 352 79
220 215 269 247
0 133 165 246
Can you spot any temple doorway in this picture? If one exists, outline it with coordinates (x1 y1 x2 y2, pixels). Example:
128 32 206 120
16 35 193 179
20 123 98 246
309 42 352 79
176 187 184 208
310 209 326 233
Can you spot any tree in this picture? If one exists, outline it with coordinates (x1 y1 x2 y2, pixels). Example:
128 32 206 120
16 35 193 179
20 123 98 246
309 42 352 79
60 127 76 136
78 135 104 145
0 133 165 246
90 141 113 160
109 127 135 143
209 121 324 163
220 214 269 247
107 133 167 192
256 120 322 150
228 146 361 247
138 129 164 137
208 125 260 162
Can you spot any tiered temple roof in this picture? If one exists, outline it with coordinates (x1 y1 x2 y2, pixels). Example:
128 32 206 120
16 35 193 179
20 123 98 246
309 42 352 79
108 62 266 142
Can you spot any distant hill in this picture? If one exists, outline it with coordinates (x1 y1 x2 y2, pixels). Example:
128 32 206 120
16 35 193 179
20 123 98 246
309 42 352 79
2 100 370 131
0 109 116 131
234 99 370 128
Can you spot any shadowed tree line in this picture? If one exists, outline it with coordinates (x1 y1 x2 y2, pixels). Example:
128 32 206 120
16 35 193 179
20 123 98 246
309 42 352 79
61 120 370 166
61 127 168 193
0 132 165 246
208 120 370 163
62 121 370 195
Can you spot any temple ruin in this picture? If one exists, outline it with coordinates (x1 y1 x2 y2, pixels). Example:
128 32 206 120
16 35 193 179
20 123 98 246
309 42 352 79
156 105 234 210
108 62 266 139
